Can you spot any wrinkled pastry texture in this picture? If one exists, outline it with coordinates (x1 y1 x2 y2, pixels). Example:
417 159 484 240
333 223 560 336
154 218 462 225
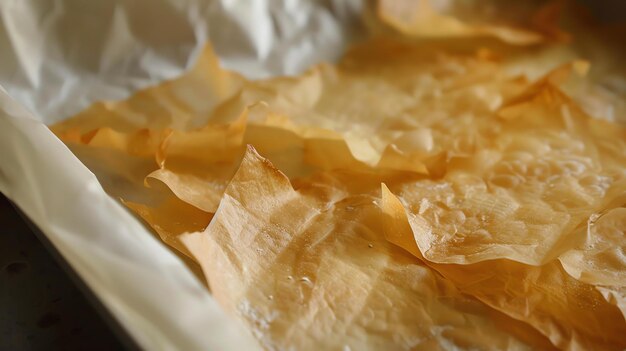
51 2 626 349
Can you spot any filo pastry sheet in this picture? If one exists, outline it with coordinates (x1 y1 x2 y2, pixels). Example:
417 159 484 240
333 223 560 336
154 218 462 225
50 1 626 350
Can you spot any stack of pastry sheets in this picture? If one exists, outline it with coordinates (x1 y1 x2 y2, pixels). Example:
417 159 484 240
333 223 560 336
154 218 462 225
50 1 626 349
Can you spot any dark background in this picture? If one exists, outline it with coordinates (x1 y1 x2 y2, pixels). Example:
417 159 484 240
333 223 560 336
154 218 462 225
0 195 125 351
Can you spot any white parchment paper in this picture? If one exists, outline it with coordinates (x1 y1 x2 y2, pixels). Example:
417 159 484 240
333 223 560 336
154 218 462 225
0 1 365 349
